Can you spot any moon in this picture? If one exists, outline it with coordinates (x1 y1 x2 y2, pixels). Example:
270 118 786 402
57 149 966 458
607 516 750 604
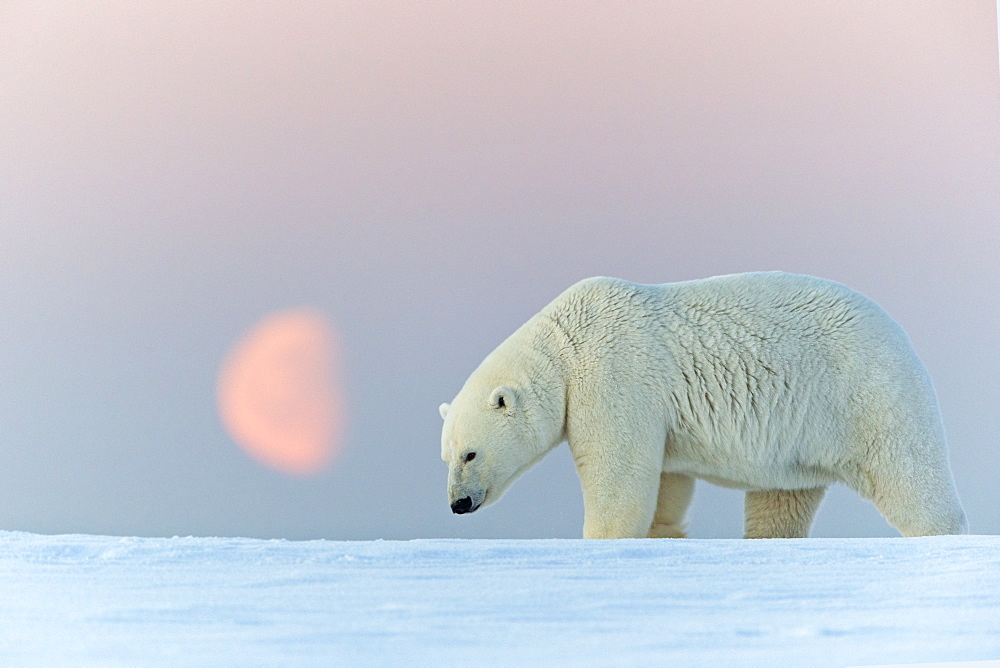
217 309 344 476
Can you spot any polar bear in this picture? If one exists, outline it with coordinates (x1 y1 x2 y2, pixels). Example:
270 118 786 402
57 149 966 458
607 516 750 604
439 272 967 539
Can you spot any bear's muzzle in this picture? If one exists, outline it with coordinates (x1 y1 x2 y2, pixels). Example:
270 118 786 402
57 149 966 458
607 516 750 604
450 496 480 514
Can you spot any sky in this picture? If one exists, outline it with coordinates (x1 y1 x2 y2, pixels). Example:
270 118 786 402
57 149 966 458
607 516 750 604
0 1 998 540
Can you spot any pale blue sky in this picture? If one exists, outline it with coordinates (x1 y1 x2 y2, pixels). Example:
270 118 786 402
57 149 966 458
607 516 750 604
1 2 997 539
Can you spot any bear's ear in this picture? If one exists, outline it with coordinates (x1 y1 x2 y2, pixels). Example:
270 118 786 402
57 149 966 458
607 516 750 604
489 386 516 416
438 403 450 420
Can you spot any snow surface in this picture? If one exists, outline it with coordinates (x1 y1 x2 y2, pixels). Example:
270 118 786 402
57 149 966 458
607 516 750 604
0 532 997 666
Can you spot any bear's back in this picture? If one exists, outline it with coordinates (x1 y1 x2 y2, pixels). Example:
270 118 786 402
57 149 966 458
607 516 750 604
544 271 920 418
549 272 891 345
660 272 884 336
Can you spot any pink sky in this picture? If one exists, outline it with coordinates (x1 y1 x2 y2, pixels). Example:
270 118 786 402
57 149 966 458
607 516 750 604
0 2 997 539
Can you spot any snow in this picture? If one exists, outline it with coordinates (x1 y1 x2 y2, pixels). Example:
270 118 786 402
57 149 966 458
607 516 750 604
0 532 997 666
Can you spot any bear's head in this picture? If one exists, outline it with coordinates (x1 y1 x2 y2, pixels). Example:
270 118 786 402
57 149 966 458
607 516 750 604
440 379 562 516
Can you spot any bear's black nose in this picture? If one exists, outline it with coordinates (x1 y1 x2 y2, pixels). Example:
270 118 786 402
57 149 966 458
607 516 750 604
451 497 474 514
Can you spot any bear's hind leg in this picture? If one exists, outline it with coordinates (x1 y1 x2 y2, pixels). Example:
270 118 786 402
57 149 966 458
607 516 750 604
744 487 826 538
843 458 968 537
648 473 695 538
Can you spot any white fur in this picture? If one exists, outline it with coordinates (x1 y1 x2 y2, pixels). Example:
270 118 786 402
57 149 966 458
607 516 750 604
440 272 968 539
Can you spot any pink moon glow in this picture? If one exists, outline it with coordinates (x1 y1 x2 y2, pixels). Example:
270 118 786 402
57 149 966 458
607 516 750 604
217 310 344 476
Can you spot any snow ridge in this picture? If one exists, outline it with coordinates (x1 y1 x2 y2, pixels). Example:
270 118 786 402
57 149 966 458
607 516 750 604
0 532 997 666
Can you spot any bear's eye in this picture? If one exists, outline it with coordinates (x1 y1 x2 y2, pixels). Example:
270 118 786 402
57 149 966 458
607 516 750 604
464 452 476 463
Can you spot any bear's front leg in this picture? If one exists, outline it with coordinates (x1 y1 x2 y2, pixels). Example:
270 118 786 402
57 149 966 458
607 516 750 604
648 472 695 538
572 445 662 539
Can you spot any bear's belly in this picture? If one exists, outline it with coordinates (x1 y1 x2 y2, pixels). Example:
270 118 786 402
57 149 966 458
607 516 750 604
663 453 835 491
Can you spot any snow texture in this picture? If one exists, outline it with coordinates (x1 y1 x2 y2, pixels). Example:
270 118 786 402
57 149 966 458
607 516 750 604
0 531 997 666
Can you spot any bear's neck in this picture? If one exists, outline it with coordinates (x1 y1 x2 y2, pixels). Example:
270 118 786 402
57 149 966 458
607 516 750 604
489 314 569 445
539 277 644 358
492 314 568 389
